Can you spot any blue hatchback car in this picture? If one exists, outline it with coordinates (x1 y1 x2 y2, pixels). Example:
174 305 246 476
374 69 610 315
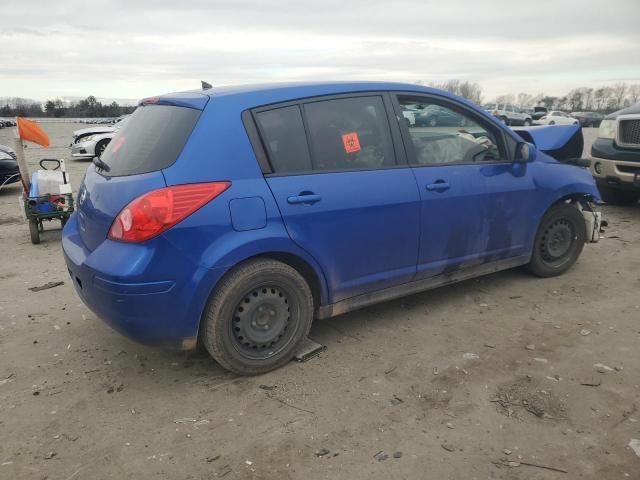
62 82 603 374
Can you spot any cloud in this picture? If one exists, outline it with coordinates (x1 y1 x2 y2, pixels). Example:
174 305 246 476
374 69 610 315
1 0 639 100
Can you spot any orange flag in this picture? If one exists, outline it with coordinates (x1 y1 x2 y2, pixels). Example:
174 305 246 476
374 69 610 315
16 117 50 147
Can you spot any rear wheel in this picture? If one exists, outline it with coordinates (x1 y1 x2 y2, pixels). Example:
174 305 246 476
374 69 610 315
499 116 508 125
29 219 40 244
201 259 313 375
527 204 586 277
597 184 639 206
523 118 532 126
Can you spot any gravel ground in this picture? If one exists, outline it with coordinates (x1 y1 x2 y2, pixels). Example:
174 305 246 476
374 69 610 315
0 124 639 479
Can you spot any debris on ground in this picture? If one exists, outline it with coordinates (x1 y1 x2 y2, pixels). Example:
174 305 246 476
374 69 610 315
594 363 614 373
525 344 535 350
393 451 402 459
391 394 404 405
315 448 330 457
29 281 64 292
580 378 602 387
205 455 220 463
492 377 565 420
373 451 389 461
258 384 277 391
463 353 479 360
441 443 456 452
629 439 640 457
580 329 591 336
44 451 56 460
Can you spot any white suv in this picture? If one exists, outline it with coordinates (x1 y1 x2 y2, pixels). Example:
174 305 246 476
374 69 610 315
484 103 532 126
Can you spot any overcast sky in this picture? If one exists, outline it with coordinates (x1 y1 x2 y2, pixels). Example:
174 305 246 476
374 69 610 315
1 0 639 102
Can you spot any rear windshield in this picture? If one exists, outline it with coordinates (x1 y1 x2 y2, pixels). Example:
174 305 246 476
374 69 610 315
101 104 201 177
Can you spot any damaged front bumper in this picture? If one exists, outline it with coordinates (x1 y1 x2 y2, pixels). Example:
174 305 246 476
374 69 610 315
576 200 604 242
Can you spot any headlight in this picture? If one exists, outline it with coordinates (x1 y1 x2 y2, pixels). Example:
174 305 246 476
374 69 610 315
82 135 96 143
598 119 616 139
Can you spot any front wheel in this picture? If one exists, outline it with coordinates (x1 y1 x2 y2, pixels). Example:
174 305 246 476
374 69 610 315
527 204 586 277
29 219 40 244
95 139 109 158
201 259 313 375
523 119 532 126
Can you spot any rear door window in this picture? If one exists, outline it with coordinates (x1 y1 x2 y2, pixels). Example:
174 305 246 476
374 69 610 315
255 106 312 173
303 96 396 171
101 105 201 177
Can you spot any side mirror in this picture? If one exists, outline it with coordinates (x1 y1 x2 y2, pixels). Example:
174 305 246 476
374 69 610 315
515 142 536 163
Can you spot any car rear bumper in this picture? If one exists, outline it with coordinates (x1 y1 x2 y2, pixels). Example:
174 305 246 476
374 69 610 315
62 213 225 349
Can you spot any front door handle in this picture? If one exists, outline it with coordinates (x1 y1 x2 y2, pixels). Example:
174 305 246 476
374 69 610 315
426 181 450 192
287 193 322 205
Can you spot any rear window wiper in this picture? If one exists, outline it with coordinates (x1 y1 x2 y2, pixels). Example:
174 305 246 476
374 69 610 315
93 156 111 172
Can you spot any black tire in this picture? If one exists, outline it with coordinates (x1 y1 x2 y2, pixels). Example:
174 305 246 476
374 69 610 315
95 139 109 158
428 116 437 127
549 121 555 125
523 118 532 126
29 220 40 244
201 259 313 375
597 184 639 206
527 203 586 277
499 116 508 125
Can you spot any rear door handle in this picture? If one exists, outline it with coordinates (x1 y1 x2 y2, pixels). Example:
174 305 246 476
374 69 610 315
287 194 322 205
426 182 450 192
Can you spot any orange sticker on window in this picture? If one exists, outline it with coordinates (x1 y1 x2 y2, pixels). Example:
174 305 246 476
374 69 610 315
342 132 361 154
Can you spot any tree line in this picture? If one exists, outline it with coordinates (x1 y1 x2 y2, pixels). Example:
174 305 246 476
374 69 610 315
417 80 640 113
0 96 136 118
494 83 640 112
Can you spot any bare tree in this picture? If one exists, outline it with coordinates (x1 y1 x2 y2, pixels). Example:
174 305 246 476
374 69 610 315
627 84 640 105
611 82 628 109
516 92 533 108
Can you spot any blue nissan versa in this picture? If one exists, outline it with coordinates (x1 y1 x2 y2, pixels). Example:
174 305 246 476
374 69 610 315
62 82 603 375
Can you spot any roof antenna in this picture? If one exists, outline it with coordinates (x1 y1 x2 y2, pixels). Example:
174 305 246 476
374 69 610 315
201 80 212 90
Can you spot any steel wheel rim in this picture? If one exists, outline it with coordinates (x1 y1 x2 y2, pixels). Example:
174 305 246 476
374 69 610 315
231 285 295 359
540 219 575 264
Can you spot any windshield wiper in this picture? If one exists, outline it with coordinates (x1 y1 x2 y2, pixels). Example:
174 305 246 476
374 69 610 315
93 156 110 172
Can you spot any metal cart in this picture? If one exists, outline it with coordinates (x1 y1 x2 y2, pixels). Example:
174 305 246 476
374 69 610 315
21 159 74 244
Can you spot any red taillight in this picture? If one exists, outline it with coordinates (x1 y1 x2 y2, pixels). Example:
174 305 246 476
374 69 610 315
108 182 230 243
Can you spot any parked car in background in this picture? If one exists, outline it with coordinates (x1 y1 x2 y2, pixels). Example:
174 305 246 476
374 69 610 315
63 82 602 375
530 107 548 121
571 111 604 127
483 103 532 126
536 111 579 126
0 144 20 187
0 119 17 128
70 115 130 159
590 102 640 205
403 104 469 127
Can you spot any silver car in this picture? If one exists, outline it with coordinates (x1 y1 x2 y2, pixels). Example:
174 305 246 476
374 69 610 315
70 115 130 159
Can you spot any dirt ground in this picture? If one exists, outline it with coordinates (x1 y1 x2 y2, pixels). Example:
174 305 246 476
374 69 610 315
1 123 639 480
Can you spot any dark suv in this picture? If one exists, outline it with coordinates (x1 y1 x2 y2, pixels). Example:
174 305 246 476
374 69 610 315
590 102 640 205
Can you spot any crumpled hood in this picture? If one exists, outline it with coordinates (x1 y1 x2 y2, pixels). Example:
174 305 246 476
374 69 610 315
72 126 115 138
512 124 583 162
